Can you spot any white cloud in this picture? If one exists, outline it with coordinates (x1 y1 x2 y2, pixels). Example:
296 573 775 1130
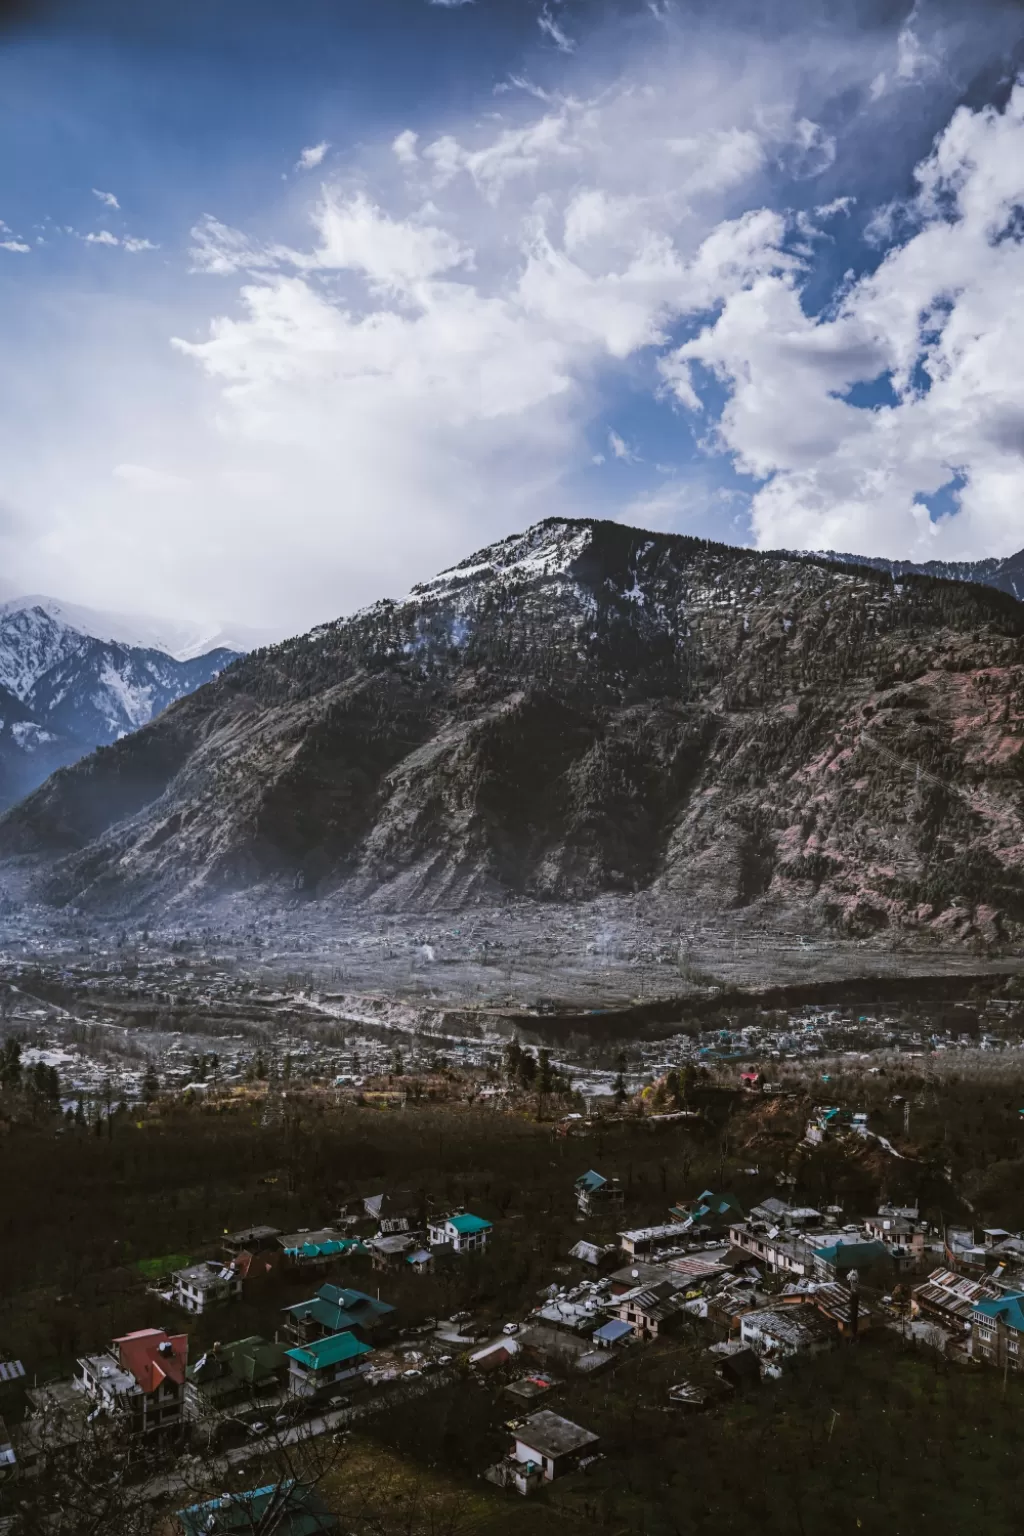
665 82 1024 561
92 188 120 209
393 130 419 165
295 141 330 172
0 240 30 254
4 2 1018 630
608 429 638 462
538 7 575 53
82 229 157 252
427 0 475 6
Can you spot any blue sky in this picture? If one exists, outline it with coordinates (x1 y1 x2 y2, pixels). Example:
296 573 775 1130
1 0 1023 632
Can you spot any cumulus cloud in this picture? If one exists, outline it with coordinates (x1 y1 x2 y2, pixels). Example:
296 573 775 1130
5 1 1021 630
92 188 120 209
663 82 1024 561
295 141 329 172
0 239 29 253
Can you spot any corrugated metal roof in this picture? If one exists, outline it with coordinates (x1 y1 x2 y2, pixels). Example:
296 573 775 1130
0 1362 25 1384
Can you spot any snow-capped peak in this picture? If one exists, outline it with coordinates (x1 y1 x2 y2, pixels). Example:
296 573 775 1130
0 593 276 662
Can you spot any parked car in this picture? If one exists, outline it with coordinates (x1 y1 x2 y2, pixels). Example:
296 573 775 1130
502 1322 520 1336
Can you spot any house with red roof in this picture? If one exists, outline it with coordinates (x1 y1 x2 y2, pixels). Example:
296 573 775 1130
76 1328 188 1437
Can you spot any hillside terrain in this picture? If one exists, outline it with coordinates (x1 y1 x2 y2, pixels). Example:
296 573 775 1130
821 546 1024 602
1 518 1024 955
0 603 240 812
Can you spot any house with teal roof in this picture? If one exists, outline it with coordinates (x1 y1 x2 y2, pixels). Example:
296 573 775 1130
575 1170 624 1216
428 1212 493 1253
282 1284 395 1347
285 1331 374 1399
670 1190 745 1234
971 1291 1024 1372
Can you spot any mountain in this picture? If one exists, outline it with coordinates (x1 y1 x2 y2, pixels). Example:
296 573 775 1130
0 594 277 662
0 602 242 813
2 517 1024 953
818 547 1024 602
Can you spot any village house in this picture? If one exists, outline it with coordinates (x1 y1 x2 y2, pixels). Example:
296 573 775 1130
285 1331 375 1399
366 1231 420 1272
277 1230 361 1271
171 1258 243 1315
282 1284 395 1346
76 1328 188 1437
184 1336 287 1421
569 1240 619 1270
505 1410 599 1493
669 1190 745 1235
591 1318 634 1349
221 1225 281 1259
428 1212 492 1253
614 1278 689 1340
363 1191 423 1231
811 1238 893 1283
176 1480 341 1535
914 1268 1000 1332
740 1303 835 1360
608 1261 673 1295
618 1224 688 1260
574 1170 625 1216
971 1291 1024 1371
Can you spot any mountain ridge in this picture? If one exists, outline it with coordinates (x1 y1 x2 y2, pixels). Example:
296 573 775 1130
3 515 1024 956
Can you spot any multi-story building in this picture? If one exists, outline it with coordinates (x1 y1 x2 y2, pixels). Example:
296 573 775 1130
972 1292 1024 1371
171 1259 243 1315
76 1328 187 1437
284 1332 374 1399
428 1213 492 1254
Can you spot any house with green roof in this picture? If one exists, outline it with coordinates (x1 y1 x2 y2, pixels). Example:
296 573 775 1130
282 1285 396 1346
972 1291 1024 1372
575 1170 624 1216
176 1479 339 1534
184 1335 287 1419
811 1239 893 1282
428 1212 493 1254
285 1330 374 1399
670 1190 745 1234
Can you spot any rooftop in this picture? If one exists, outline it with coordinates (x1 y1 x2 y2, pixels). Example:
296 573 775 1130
973 1291 1024 1332
285 1332 374 1372
177 1480 338 1535
446 1213 492 1235
516 1409 598 1460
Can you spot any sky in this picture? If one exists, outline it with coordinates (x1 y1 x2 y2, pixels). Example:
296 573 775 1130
1 0 1024 636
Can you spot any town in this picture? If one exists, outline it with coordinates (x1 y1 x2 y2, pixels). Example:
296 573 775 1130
2 962 1024 1535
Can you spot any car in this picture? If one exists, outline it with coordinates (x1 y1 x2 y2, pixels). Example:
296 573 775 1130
404 1368 423 1379
502 1322 520 1335
328 1394 347 1406
437 1354 453 1366
273 1411 293 1426
247 1421 268 1436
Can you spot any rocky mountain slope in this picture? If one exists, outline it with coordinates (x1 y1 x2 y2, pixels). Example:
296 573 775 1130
2 518 1024 950
0 603 240 812
820 547 1024 602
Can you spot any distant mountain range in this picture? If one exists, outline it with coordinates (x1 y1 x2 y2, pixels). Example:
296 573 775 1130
819 547 1024 602
0 598 244 812
4 518 1024 957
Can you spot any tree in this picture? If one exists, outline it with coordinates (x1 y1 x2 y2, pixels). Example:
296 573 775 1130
141 1065 160 1103
0 1036 22 1089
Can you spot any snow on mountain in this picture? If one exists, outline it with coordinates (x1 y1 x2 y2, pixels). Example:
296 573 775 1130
0 599 246 814
0 594 278 662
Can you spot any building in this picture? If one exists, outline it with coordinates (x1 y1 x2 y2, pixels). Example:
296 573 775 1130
670 1190 745 1235
428 1213 492 1253
285 1332 374 1399
171 1259 243 1315
575 1170 625 1216
512 1410 598 1487
76 1328 187 1437
614 1278 689 1340
914 1268 1000 1331
176 1480 340 1535
592 1318 633 1349
184 1336 287 1421
811 1239 893 1283
278 1231 363 1270
971 1291 1024 1371
569 1240 618 1269
618 1224 687 1260
366 1232 420 1272
222 1225 281 1258
282 1285 395 1346
740 1304 835 1360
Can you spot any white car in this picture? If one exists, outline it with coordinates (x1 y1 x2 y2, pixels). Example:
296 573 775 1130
502 1322 520 1336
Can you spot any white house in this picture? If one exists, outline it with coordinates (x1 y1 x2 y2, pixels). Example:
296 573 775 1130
171 1260 243 1315
428 1213 492 1253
